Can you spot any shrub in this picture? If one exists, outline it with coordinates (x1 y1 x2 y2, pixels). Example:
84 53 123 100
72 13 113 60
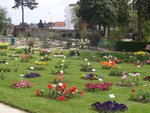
0 43 9 49
109 68 123 76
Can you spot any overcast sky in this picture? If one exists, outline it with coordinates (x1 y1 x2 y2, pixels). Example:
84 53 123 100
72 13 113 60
0 0 78 25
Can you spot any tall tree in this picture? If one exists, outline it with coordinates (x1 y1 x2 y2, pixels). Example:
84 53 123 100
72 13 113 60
132 0 150 40
12 0 38 30
0 7 8 33
77 0 130 37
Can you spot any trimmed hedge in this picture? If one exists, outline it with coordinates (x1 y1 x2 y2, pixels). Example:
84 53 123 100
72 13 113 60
115 41 150 52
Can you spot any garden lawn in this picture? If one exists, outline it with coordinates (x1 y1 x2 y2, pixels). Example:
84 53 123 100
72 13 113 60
0 49 150 113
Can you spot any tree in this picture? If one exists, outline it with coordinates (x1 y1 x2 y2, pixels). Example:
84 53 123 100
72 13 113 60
77 0 130 38
12 0 38 30
132 0 150 40
0 7 9 33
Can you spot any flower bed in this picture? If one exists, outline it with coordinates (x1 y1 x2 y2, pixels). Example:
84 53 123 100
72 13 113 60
118 71 141 86
130 89 150 103
80 63 96 72
101 61 117 69
0 43 9 49
91 101 128 113
40 49 51 56
12 80 33 88
81 73 103 80
85 82 113 92
109 68 123 76
26 66 46 71
36 82 84 101
25 73 40 78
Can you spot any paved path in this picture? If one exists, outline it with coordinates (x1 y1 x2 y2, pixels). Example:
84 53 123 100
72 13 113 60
0 103 27 113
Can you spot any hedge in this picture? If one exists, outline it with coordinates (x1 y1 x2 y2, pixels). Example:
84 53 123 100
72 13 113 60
115 41 150 52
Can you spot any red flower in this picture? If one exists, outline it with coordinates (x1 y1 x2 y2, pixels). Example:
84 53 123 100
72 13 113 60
56 87 61 93
57 96 66 101
79 90 84 96
36 89 40 96
48 84 53 90
62 83 67 89
69 86 77 93
132 89 136 93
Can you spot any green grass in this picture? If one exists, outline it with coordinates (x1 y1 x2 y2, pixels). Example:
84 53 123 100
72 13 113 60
0 50 150 113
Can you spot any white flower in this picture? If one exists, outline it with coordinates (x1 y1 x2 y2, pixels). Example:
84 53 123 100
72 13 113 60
109 94 115 98
98 78 103 81
30 67 34 70
87 63 91 66
15 58 18 60
62 59 65 62
52 84 56 88
19 74 24 77
93 55 95 58
60 70 64 73
58 83 63 87
5 62 8 64
41 57 44 59
63 56 66 59
35 61 38 64
85 58 88 61
92 68 96 72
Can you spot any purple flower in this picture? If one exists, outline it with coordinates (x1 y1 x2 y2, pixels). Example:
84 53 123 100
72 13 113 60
25 73 40 78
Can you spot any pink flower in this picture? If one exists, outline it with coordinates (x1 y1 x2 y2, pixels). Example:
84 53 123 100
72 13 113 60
122 75 127 80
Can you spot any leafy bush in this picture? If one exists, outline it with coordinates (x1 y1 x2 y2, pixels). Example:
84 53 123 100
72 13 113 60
109 68 123 76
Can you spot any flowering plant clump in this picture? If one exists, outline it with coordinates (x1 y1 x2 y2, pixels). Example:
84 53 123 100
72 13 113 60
35 61 48 65
0 50 7 56
101 61 117 69
21 54 30 62
81 73 103 80
40 55 51 61
134 51 149 61
12 80 33 89
52 59 70 74
53 52 65 58
130 89 150 103
85 82 113 92
91 101 128 113
36 83 84 101
69 48 80 56
39 49 51 56
25 73 40 78
109 68 123 76
118 71 141 86
103 55 123 64
143 76 150 81
0 43 9 49
146 60 150 65
133 60 144 67
80 62 96 72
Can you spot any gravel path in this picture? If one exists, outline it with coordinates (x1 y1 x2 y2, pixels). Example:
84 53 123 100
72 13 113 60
0 103 27 113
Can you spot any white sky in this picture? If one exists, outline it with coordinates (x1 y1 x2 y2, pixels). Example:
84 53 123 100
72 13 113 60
0 0 78 25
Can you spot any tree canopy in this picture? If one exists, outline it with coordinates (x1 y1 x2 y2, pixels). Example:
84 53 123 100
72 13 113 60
12 0 38 30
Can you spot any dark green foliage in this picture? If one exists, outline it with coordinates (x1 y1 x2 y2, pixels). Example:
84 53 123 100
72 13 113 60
115 41 150 52
109 68 123 76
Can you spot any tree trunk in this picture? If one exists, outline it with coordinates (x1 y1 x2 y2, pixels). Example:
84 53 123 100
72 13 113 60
21 0 24 31
137 1 142 41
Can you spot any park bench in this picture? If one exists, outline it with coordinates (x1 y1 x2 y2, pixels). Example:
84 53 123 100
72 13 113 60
145 44 150 52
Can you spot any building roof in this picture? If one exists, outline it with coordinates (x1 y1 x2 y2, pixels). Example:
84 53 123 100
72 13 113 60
54 22 66 27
